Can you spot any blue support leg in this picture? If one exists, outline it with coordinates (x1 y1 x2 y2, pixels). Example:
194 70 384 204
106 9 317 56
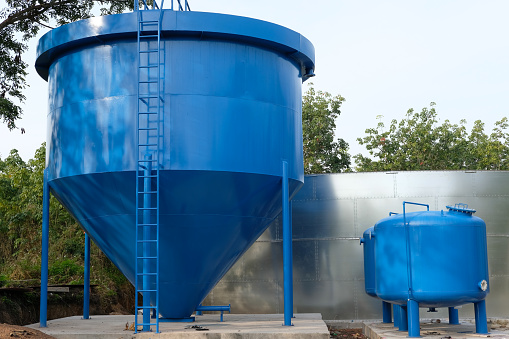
40 168 50 328
448 307 459 325
407 299 420 337
399 306 408 332
393 304 400 328
474 300 488 334
382 301 392 323
282 161 293 326
83 233 90 320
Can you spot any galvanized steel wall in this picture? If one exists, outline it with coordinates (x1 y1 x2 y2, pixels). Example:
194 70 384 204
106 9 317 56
203 171 509 320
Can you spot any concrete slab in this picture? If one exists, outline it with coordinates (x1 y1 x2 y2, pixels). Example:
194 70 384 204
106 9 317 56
363 319 509 339
27 313 329 339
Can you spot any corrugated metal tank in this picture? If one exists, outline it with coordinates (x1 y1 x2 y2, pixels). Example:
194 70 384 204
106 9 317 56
35 10 314 319
204 171 509 320
373 204 489 307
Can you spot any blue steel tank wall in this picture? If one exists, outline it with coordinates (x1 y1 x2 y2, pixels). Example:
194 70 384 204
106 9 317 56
36 10 314 319
203 171 509 320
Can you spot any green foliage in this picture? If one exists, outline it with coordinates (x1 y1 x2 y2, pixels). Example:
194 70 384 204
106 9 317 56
0 0 133 129
0 144 126 298
302 84 350 174
49 259 84 283
355 103 509 171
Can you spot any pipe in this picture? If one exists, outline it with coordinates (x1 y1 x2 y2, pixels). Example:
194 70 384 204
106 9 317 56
282 161 293 326
195 305 231 322
474 300 488 334
382 301 392 323
83 233 90 319
448 307 459 325
195 305 231 312
407 299 420 337
39 168 50 328
402 202 430 300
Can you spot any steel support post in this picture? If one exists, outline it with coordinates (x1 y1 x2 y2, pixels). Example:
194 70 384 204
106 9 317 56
398 306 408 331
474 300 488 334
393 304 400 328
282 161 293 326
407 299 420 337
382 301 392 323
448 307 459 325
40 168 50 327
83 233 90 319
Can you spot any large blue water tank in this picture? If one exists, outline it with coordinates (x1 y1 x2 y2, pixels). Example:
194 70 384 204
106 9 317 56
374 204 489 307
35 10 314 319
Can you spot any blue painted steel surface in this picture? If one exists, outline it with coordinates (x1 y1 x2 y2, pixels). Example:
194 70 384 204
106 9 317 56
448 307 459 325
407 299 420 337
393 305 400 328
83 233 90 320
374 206 489 307
39 169 50 328
382 301 391 323
282 161 293 326
360 227 376 298
474 300 488 334
36 10 313 320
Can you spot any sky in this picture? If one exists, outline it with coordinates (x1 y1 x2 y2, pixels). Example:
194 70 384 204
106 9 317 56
1 0 509 162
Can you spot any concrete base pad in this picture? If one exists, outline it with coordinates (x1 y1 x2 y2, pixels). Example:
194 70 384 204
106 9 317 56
28 313 329 339
363 320 509 339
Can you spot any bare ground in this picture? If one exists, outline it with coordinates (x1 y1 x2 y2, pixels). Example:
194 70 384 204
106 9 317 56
0 324 56 338
328 327 367 339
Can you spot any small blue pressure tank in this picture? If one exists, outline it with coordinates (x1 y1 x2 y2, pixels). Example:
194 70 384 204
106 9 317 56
374 203 489 307
361 202 490 337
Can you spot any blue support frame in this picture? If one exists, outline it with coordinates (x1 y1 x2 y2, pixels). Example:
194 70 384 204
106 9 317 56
83 233 91 319
282 161 293 326
40 168 50 328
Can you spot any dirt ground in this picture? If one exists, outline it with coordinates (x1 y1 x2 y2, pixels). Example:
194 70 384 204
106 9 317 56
0 324 56 338
328 327 367 339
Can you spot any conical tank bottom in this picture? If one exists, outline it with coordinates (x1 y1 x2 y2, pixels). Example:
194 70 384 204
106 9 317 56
49 170 301 319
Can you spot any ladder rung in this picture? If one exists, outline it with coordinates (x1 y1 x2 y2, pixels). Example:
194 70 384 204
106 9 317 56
137 240 158 243
138 143 158 146
138 288 158 292
138 128 158 131
137 273 157 276
138 112 158 115
135 322 158 326
138 207 157 210
138 191 158 194
140 20 158 24
137 175 158 178
139 80 158 83
140 34 159 38
139 50 159 54
138 256 158 259
139 95 158 98
139 65 158 68
138 159 158 162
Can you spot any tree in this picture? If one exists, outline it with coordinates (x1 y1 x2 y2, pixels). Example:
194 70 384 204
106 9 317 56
0 0 132 130
302 85 350 174
354 103 509 171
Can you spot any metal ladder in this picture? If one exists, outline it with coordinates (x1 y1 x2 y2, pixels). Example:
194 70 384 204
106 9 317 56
134 0 164 333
